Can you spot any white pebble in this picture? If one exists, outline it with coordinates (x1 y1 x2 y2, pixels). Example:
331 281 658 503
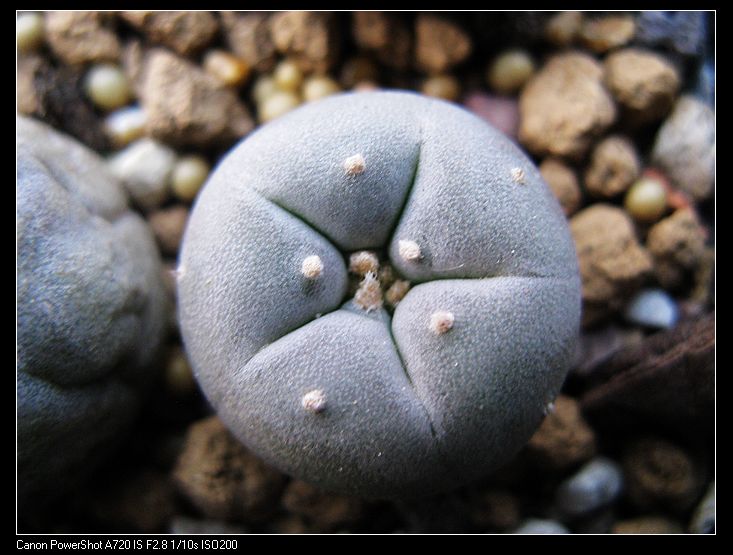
104 105 147 148
165 347 196 396
652 96 715 201
625 288 678 329
624 176 668 223
171 155 210 202
85 64 132 111
108 138 176 210
421 74 461 101
302 75 341 102
273 59 303 92
259 90 301 123
203 50 250 87
556 457 624 517
252 75 279 105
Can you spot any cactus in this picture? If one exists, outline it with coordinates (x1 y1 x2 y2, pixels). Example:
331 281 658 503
16 116 168 509
178 91 581 498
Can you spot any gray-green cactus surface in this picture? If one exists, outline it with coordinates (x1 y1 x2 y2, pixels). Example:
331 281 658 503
178 91 581 498
17 116 168 509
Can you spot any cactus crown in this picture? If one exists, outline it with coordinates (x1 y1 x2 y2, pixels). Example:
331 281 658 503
177 92 581 499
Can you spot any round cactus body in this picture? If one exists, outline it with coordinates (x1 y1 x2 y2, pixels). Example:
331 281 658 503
178 91 581 498
16 116 168 509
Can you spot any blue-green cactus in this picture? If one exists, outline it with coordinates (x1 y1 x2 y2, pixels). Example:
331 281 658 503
178 91 581 498
16 116 168 509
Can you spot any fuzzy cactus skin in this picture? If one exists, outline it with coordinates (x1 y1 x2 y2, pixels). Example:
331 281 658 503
16 117 168 508
178 91 581 498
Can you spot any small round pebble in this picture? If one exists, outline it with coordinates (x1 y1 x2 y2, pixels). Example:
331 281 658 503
273 59 304 92
545 11 583 47
252 75 279 106
302 75 341 102
513 519 569 534
85 64 133 111
171 155 210 202
17 12 44 53
258 90 301 123
624 176 668 223
104 105 147 148
487 50 535 95
108 138 176 210
421 74 461 102
204 49 250 87
556 457 624 517
625 289 678 329
165 346 197 396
